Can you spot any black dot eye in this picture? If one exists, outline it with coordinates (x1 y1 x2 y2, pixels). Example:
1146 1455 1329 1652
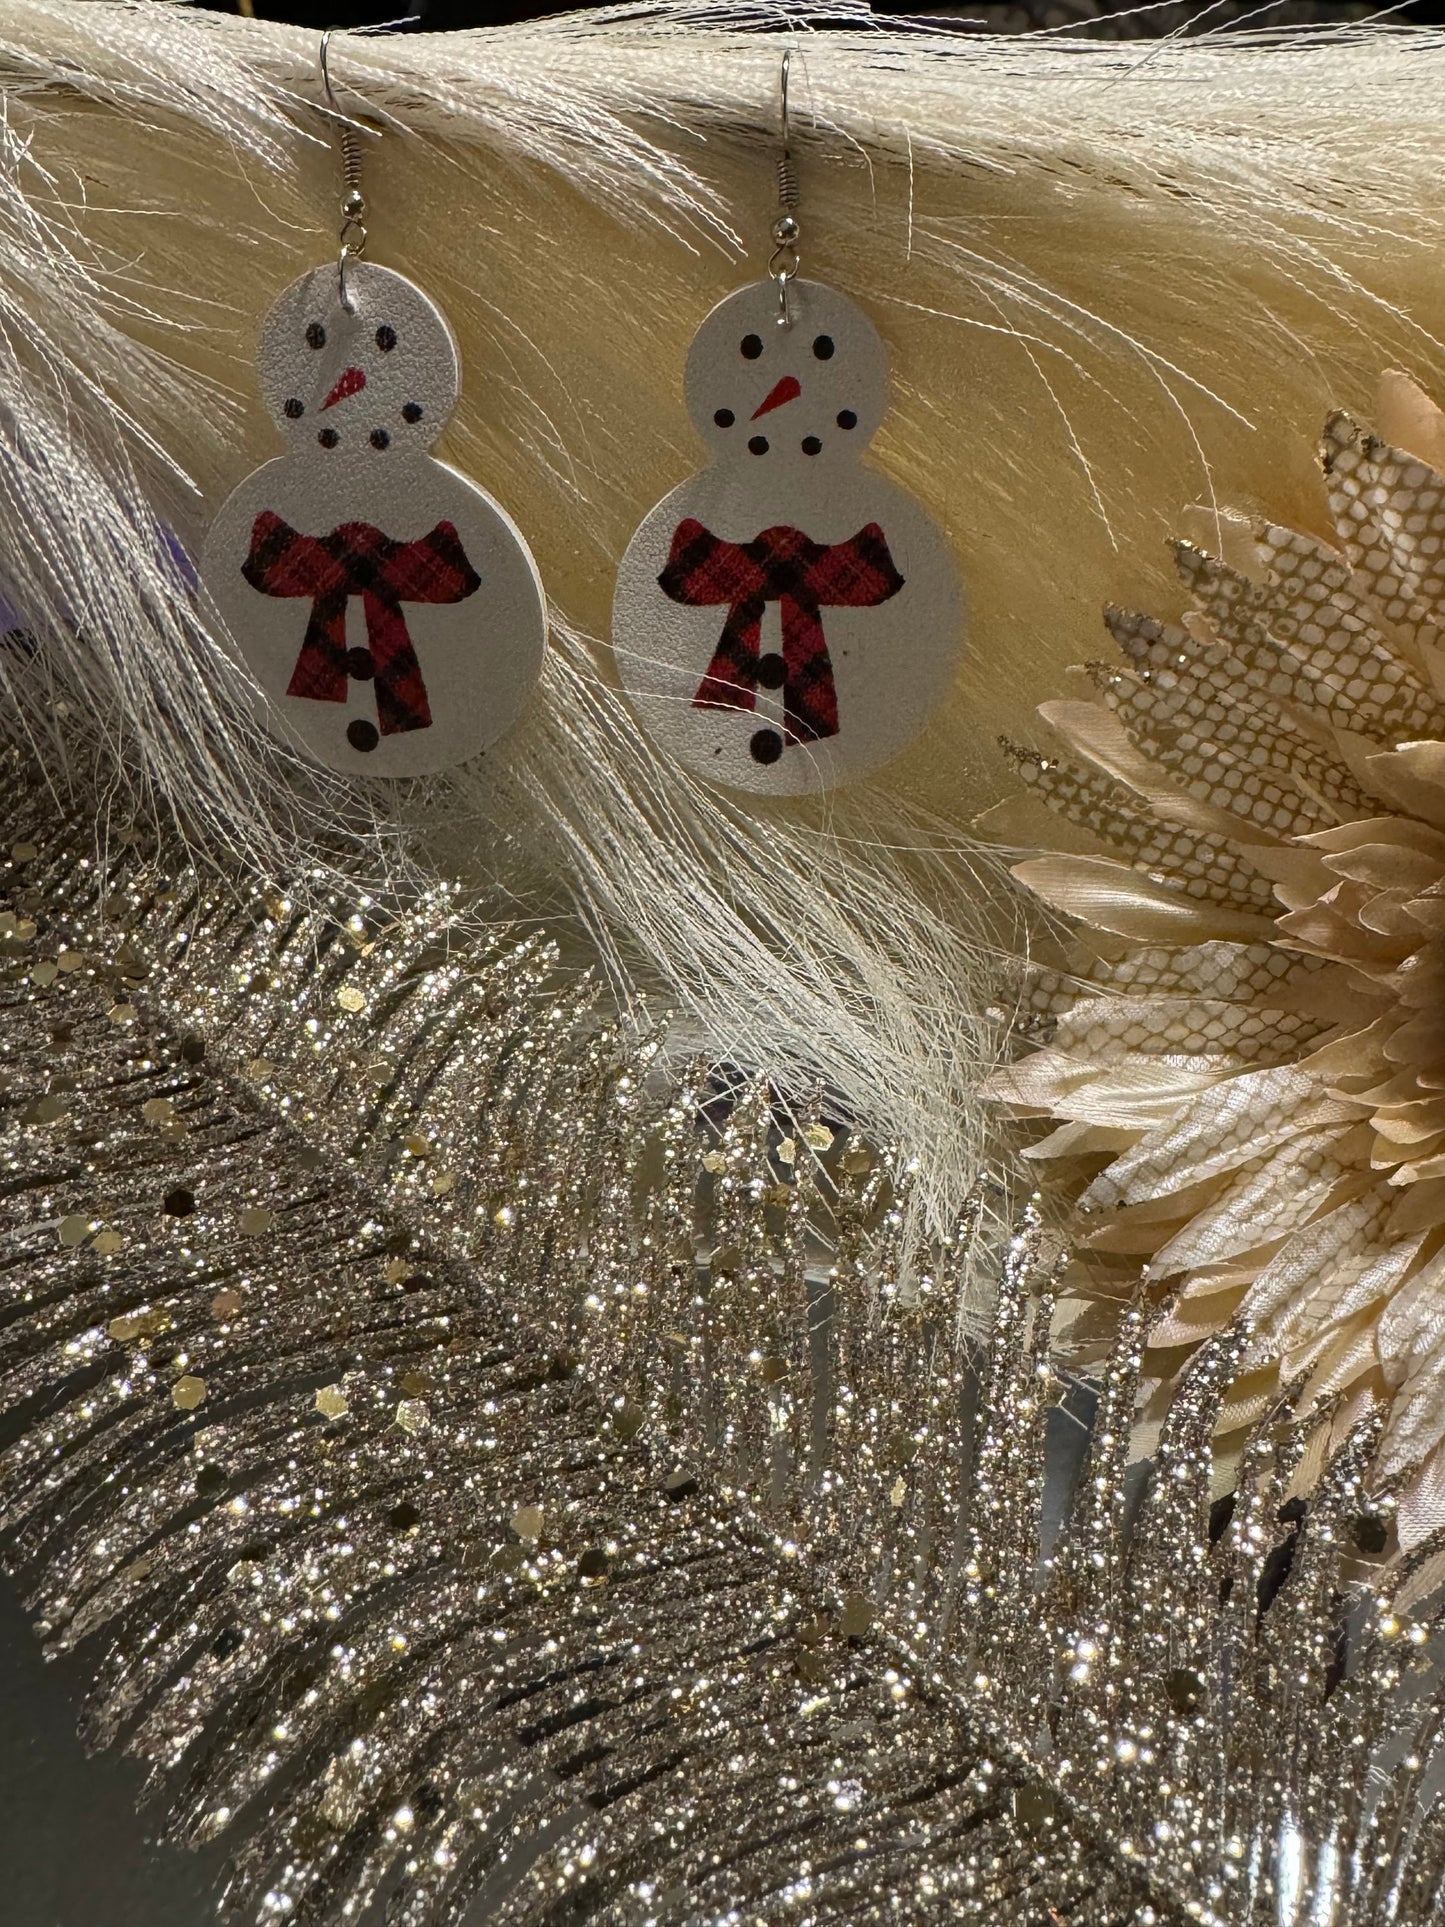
740 334 763 360
283 398 304 420
802 436 822 457
317 427 339 449
305 322 326 350
837 409 857 430
370 428 391 450
748 435 768 456
714 408 735 428
376 325 397 353
812 335 835 360
402 402 423 424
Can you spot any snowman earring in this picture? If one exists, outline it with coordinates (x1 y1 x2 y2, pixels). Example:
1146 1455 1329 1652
201 31 546 779
611 49 963 797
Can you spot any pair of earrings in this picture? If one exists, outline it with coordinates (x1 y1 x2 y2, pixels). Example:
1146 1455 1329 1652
203 43 962 798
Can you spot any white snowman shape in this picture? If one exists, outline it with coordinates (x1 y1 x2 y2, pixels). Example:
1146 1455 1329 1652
203 260 546 778
612 278 962 795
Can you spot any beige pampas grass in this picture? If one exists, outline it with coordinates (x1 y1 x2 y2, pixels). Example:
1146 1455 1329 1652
6 1 1445 1226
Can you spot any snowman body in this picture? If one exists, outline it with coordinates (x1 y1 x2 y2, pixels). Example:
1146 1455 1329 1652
203 262 545 779
612 279 962 796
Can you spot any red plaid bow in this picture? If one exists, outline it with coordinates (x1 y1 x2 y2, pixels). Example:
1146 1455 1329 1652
658 520 904 746
242 513 482 736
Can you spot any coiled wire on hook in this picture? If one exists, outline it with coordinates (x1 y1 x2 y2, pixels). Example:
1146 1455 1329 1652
320 28 368 312
776 151 800 216
769 46 801 328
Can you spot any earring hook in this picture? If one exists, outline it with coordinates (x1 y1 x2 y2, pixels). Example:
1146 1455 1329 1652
769 45 801 330
319 28 368 313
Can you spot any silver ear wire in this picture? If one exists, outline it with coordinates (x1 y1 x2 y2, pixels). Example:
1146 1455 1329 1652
768 46 801 330
320 28 368 313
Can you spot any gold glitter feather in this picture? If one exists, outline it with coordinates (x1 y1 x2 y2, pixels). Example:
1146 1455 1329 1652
4 751 1445 1924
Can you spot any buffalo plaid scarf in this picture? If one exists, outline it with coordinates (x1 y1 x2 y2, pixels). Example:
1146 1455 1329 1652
242 513 482 736
657 519 904 746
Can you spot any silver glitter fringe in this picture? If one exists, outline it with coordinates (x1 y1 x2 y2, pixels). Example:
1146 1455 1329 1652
2 747 1444 1925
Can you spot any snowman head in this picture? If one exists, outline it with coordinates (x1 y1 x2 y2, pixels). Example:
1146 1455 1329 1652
256 260 459 459
684 279 888 473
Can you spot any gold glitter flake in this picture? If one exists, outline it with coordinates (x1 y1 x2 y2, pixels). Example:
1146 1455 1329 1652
314 1386 349 1420
239 1207 275 1236
511 1504 544 1542
108 1308 171 1343
336 985 366 1014
610 1399 645 1441
171 1375 207 1412
395 1399 429 1435
838 1592 874 1639
57 1214 93 1247
795 1647 829 1686
107 1002 137 1025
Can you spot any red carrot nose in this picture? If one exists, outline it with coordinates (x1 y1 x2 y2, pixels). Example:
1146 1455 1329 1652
751 375 800 419
321 366 366 410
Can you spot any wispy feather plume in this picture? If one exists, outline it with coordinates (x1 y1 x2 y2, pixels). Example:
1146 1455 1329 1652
6 3 1445 1221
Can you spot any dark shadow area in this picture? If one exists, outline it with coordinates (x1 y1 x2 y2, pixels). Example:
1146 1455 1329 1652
196 0 1400 33
0 1578 227 1927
